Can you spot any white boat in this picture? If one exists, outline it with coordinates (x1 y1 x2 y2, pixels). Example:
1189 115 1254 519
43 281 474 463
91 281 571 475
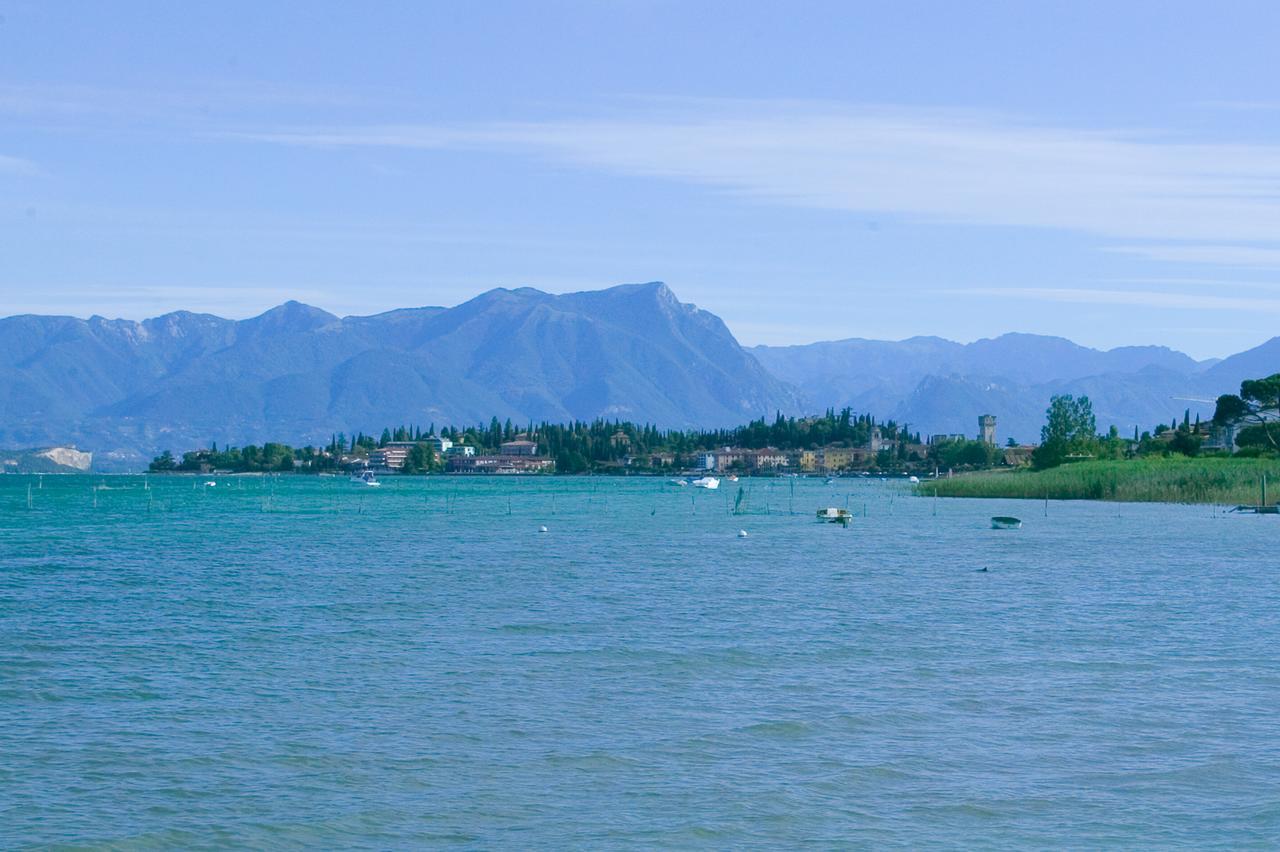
350 471 381 487
908 475 920 484
669 478 689 487
690 476 720 490
727 475 739 482
816 506 853 525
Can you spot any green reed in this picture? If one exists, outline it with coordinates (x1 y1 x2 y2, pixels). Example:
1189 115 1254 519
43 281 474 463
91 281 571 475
921 457 1280 505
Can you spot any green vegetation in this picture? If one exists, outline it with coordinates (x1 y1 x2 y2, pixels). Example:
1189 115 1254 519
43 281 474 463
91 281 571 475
924 457 1280 504
1215 373 1280 450
151 442 319 473
923 372 1280 504
1034 394 1101 468
930 437 1002 469
149 408 923 475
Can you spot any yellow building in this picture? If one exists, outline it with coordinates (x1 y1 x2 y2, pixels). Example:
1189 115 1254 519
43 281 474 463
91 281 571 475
820 447 857 471
798 450 818 472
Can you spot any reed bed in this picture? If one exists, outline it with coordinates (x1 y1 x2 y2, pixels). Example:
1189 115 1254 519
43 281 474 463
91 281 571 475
921 457 1280 504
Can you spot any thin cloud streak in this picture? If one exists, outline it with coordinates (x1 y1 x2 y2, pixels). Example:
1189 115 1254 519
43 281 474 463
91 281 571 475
235 101 1280 246
0 152 39 175
1107 243 1280 268
0 81 386 126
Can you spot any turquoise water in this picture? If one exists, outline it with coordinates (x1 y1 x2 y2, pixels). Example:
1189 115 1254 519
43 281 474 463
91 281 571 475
2 474 1278 847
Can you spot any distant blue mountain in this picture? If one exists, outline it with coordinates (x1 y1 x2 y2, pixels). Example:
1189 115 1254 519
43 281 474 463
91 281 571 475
1 281 1267 468
0 283 801 467
751 333 1244 445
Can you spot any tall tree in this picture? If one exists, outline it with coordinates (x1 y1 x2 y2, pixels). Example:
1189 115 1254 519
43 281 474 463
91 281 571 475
1034 394 1098 469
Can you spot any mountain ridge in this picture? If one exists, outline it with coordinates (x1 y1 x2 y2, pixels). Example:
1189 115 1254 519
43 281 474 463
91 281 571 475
1 283 1267 468
750 332 1247 444
0 282 802 466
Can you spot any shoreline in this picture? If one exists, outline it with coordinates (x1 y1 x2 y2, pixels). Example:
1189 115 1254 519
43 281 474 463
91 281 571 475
918 457 1280 506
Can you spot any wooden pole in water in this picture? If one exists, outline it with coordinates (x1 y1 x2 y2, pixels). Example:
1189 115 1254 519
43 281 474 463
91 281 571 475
1263 474 1268 507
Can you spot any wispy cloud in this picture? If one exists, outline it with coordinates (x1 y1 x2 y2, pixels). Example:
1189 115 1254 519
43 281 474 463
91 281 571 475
232 99 1280 246
0 152 39 175
1193 99 1280 112
1107 243 1280 268
947 286 1280 313
0 80 381 124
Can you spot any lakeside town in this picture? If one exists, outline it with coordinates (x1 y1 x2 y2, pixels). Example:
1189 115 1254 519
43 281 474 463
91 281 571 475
142 410 1012 478
132 382 1261 479
5 374 1270 482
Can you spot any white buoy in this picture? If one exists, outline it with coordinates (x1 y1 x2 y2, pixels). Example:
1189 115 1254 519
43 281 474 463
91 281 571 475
738 529 748 538
538 525 548 533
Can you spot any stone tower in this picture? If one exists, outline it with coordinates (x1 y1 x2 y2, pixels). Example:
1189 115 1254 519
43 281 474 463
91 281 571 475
979 414 997 445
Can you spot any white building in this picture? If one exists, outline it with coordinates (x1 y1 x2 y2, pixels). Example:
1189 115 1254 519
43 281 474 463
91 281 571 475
425 435 453 455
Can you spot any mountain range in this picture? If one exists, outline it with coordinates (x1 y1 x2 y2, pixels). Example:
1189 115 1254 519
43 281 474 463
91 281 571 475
0 283 799 467
0 281 1269 468
751 334 1264 446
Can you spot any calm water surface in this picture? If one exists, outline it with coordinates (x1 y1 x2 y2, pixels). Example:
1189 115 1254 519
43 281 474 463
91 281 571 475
2 474 1278 847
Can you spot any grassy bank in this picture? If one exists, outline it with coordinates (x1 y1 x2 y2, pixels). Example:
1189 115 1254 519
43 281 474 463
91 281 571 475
920 457 1280 504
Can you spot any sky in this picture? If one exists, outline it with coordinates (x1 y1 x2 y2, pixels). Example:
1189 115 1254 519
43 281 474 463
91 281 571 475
3 1 1280 358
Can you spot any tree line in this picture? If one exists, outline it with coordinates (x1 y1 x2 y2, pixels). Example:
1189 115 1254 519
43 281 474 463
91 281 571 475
149 408 924 474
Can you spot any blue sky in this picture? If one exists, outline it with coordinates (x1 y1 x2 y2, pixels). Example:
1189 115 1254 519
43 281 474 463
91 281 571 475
3 1 1280 357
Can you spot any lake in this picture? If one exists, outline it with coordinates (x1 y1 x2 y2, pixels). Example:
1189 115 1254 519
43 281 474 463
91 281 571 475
2 474 1278 847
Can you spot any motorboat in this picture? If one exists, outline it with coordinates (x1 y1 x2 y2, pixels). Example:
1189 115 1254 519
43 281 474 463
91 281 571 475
816 506 853 526
350 471 381 487
991 516 1022 529
690 476 720 490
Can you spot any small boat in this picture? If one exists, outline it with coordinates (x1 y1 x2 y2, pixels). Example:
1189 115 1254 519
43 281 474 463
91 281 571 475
816 507 853 526
350 471 381 487
669 478 689 487
908 475 920 484
727 475 739 482
991 516 1022 530
690 476 720 490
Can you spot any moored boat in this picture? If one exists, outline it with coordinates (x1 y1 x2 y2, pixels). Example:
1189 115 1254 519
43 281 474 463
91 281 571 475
816 506 853 525
991 516 1022 529
350 471 381 487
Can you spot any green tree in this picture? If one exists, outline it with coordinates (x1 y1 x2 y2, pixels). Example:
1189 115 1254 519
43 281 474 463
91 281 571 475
401 443 436 474
1216 373 1280 450
1033 394 1098 469
556 449 589 473
149 450 176 471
